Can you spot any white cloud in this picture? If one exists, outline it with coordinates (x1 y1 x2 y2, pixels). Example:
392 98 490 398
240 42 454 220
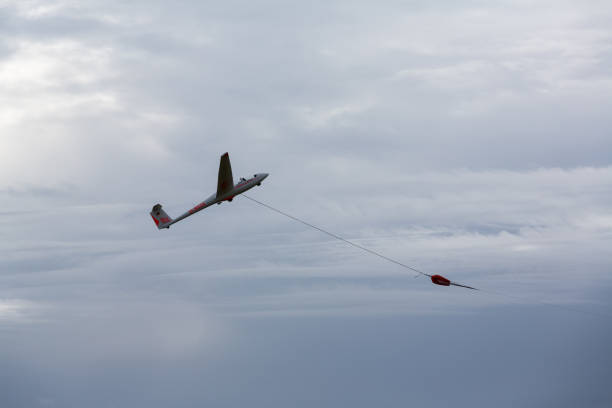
0 299 40 322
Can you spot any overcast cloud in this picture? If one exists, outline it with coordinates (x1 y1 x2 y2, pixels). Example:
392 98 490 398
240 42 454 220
1 1 612 407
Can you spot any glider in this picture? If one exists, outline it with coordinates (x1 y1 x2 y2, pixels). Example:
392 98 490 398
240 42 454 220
150 152 268 229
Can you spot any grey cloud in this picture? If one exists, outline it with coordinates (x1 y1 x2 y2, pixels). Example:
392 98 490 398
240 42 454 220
1 311 611 408
1 0 612 407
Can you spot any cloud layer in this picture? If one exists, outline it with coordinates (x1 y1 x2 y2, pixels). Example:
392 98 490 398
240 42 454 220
1 1 612 407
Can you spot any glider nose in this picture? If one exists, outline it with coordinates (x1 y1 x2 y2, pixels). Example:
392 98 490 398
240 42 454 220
254 173 268 186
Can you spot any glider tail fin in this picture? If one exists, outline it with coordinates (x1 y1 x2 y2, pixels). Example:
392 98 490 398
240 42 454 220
150 204 173 229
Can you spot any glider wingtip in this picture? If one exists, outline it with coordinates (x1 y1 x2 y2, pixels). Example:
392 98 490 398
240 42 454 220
454 283 479 290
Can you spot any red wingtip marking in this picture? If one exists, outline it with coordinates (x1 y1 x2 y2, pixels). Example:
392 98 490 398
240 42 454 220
431 275 451 286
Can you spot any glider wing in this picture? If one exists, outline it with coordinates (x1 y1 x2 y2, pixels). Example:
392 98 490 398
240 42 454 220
450 282 478 290
217 152 234 198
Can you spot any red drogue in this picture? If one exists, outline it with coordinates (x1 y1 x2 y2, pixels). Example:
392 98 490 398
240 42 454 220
431 274 451 286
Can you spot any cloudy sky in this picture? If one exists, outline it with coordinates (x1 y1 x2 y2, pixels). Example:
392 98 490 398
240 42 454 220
1 0 612 406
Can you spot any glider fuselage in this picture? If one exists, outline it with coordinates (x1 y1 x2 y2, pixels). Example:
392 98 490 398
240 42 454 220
171 173 268 226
